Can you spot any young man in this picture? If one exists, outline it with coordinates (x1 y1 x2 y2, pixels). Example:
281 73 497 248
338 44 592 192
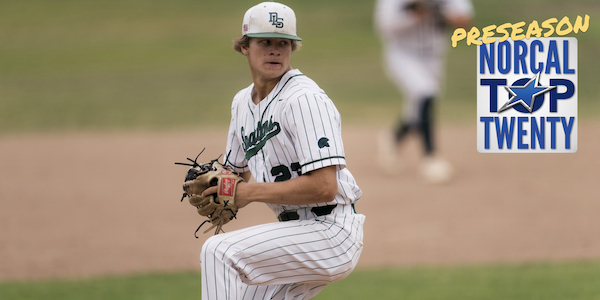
374 0 473 183
198 2 365 299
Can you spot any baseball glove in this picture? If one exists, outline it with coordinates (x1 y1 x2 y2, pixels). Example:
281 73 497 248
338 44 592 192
404 0 447 29
175 150 244 236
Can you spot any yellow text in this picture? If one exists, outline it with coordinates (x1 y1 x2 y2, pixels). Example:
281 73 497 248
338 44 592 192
451 15 590 47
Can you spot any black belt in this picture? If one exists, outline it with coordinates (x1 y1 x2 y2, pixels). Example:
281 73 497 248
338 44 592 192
278 204 338 222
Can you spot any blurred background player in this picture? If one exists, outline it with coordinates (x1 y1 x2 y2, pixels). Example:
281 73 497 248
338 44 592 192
374 0 473 183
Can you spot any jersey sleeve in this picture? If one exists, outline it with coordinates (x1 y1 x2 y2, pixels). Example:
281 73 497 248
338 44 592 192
282 91 347 175
224 95 249 173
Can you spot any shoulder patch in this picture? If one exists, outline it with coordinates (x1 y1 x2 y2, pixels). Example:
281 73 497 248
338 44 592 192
318 137 330 149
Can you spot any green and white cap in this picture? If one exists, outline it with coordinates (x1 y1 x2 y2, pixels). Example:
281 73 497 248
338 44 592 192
242 1 302 41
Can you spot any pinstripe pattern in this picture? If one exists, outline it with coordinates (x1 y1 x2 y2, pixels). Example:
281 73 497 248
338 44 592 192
225 69 362 216
201 210 365 300
204 69 364 299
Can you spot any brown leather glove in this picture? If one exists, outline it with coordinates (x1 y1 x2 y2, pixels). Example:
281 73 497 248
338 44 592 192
179 157 244 235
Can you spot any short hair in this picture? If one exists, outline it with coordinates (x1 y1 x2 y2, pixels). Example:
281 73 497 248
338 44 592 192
232 35 302 53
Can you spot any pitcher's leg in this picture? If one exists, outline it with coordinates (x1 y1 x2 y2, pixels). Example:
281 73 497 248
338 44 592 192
200 214 364 299
237 281 326 300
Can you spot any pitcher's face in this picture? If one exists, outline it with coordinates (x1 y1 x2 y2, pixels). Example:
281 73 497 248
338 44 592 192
242 38 293 81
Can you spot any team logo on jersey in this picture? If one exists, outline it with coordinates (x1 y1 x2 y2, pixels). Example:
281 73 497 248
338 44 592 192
477 37 577 153
269 12 284 28
241 116 281 159
318 137 330 149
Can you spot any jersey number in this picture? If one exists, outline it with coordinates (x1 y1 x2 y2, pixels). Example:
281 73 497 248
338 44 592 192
271 163 302 182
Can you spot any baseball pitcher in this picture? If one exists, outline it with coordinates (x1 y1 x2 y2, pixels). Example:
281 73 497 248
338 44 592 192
180 2 365 299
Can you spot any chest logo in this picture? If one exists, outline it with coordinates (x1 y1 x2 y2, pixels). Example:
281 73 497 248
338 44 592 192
241 117 281 160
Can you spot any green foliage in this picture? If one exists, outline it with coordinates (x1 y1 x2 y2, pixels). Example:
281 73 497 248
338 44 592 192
3 261 600 300
0 0 598 133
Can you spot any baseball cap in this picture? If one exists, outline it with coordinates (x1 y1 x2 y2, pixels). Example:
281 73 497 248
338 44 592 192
242 1 302 41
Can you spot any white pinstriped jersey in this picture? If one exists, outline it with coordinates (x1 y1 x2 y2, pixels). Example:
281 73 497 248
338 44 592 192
224 69 362 217
201 70 364 300
374 0 473 123
375 0 474 54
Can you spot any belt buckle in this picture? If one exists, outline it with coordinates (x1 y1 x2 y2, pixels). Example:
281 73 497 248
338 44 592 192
278 210 299 222
310 204 337 217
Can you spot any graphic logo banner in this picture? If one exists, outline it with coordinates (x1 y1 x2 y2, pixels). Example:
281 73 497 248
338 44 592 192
477 37 577 153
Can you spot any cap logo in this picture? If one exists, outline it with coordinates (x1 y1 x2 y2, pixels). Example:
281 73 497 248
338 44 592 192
269 12 284 28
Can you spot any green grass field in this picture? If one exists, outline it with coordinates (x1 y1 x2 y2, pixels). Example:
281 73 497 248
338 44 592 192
2 0 600 298
2 261 600 300
1 0 599 133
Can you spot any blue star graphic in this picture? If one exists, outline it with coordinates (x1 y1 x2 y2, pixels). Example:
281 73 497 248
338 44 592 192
499 72 556 113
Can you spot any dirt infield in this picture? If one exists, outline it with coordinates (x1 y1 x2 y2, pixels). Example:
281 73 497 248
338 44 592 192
1 123 599 281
